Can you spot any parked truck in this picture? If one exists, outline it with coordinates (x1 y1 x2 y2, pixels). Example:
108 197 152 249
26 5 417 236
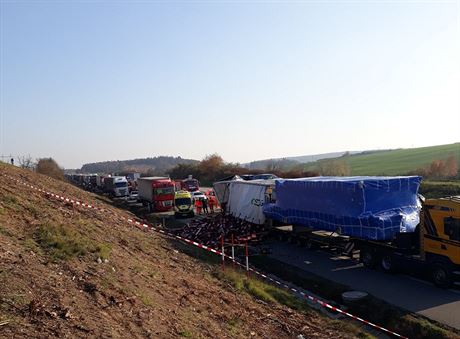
138 177 175 212
215 176 460 288
96 175 107 191
83 174 97 191
103 176 129 197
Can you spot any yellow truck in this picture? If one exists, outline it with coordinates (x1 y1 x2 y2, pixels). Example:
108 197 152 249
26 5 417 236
419 196 460 286
351 196 460 287
275 196 460 288
174 190 194 218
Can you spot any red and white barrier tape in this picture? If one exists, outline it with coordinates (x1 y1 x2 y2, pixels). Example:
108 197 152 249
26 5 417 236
2 173 407 339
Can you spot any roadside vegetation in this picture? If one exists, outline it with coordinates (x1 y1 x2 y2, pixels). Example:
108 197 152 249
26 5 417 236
168 153 319 186
420 181 460 199
166 143 459 185
35 157 64 181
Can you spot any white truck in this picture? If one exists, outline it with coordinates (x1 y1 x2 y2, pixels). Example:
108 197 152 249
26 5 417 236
103 176 129 197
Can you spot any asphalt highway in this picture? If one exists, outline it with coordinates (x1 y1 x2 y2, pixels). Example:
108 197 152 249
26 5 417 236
268 241 460 330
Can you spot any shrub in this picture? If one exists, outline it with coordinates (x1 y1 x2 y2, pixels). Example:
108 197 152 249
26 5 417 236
36 158 64 180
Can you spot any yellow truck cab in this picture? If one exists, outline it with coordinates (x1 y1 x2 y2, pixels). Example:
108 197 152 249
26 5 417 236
421 196 460 287
174 190 194 217
357 196 460 288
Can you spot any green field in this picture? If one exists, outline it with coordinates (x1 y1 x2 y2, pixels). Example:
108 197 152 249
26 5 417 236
304 142 460 176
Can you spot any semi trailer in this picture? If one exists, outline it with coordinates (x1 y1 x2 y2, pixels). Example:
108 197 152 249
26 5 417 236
215 176 460 288
270 195 460 288
213 178 275 224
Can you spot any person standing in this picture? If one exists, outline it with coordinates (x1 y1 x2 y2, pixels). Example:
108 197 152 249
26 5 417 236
208 196 215 213
266 185 273 203
195 198 202 215
202 197 209 214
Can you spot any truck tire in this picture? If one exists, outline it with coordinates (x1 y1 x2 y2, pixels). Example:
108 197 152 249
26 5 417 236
381 254 395 273
432 264 452 288
360 248 376 269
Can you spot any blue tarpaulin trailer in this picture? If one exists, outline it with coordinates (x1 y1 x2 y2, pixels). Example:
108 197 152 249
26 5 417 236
263 176 422 241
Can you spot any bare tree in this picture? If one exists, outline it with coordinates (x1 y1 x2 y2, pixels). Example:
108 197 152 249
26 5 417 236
18 154 35 169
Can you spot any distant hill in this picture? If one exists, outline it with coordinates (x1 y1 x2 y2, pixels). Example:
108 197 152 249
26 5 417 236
304 142 460 176
285 151 362 164
244 151 362 170
81 156 198 174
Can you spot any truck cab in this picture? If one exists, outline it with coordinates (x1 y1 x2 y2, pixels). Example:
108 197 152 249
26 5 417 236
138 177 175 213
174 190 194 217
151 180 175 212
181 177 200 192
109 176 129 197
357 196 460 288
420 196 460 287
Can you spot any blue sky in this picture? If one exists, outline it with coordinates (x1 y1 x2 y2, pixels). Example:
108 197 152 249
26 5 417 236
1 0 459 168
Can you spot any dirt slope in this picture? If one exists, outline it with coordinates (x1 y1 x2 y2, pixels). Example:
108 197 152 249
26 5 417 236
0 163 358 338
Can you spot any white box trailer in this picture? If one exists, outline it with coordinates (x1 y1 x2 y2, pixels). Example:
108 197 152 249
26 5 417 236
213 179 275 225
104 176 129 197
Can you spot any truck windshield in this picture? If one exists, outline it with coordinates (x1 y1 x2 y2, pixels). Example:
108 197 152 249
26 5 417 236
155 187 174 195
176 198 191 205
115 182 127 188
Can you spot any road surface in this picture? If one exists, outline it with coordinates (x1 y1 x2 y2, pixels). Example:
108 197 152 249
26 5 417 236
267 241 460 330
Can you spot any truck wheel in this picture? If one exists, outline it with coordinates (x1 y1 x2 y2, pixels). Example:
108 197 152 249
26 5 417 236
381 255 395 273
360 248 376 268
432 264 451 288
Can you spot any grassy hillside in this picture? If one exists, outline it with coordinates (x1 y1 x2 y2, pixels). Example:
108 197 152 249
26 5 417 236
305 143 460 176
0 162 366 338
